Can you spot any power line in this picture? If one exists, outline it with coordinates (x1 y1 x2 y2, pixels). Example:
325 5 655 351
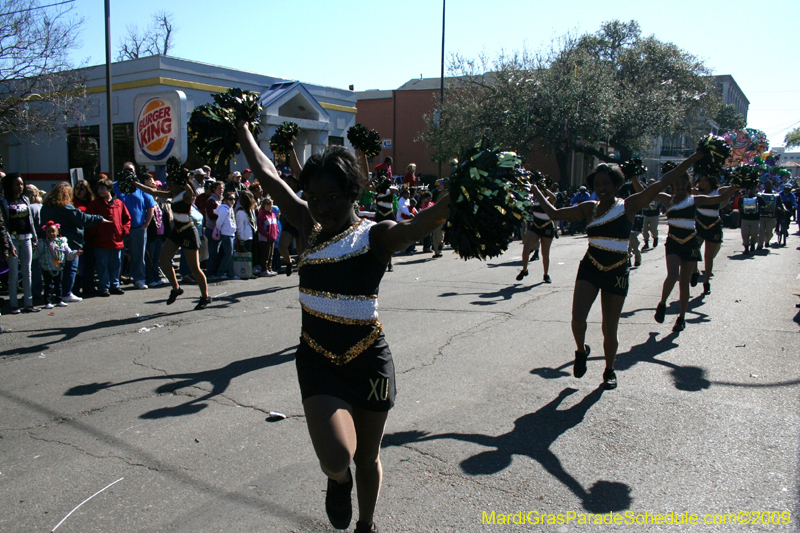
0 0 75 17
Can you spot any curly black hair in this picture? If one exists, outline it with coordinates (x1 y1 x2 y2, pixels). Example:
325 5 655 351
298 145 364 201
586 163 624 191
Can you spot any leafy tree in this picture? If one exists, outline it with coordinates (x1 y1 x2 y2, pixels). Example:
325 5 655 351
0 0 86 137
421 20 723 183
573 20 720 163
785 127 800 148
117 11 175 61
714 104 746 132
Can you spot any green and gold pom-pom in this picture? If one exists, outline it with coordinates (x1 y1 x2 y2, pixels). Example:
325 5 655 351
695 134 732 177
116 167 138 194
347 124 382 158
269 121 300 156
187 88 262 166
444 140 532 260
166 156 192 189
621 158 648 178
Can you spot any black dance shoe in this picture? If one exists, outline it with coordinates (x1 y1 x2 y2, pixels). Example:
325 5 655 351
166 287 184 305
690 271 699 287
516 269 528 281
325 469 353 530
602 369 617 390
703 281 711 295
672 317 686 332
531 249 540 261
653 237 658 248
654 302 666 323
194 296 211 310
543 274 551 283
573 345 590 378
354 521 378 533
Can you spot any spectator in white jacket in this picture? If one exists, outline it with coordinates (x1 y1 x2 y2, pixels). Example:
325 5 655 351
235 191 256 276
213 193 237 279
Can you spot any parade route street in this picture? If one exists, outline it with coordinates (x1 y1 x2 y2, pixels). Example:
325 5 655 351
1 224 798 532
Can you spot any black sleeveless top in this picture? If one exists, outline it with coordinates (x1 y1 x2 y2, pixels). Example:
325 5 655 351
666 196 696 243
297 219 386 365
584 199 631 271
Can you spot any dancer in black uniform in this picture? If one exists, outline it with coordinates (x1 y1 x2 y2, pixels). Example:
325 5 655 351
135 180 211 309
691 175 737 294
636 171 737 332
530 151 702 389
237 121 449 533
517 188 556 283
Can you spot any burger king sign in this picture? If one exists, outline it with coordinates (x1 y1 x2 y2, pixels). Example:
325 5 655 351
134 90 188 165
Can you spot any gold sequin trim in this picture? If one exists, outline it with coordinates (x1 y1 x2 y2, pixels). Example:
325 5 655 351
299 287 378 301
585 251 629 272
300 302 378 326
668 231 697 244
301 322 384 365
532 218 553 229
300 246 371 268
695 218 719 230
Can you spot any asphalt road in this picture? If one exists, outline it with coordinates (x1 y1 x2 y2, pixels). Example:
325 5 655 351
1 221 798 533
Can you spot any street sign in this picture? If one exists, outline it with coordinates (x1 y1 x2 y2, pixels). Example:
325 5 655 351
382 138 392 149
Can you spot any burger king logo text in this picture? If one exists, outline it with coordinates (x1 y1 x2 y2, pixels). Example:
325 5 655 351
137 98 176 161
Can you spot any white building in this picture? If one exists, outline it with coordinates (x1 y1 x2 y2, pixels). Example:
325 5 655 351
2 55 358 189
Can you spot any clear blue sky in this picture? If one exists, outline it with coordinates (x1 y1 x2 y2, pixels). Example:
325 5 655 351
68 0 800 148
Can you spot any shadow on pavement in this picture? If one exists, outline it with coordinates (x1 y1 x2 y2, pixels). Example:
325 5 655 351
530 332 711 392
383 386 631 513
438 283 539 305
65 346 296 419
2 310 194 358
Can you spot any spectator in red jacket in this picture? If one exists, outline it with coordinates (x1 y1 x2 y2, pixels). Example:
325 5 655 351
87 178 131 296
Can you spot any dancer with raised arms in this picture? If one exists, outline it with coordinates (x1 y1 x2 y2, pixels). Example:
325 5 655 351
237 121 449 533
517 182 556 284
530 151 703 389
690 174 737 294
634 168 738 331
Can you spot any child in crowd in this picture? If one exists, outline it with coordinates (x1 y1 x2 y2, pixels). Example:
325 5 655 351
213 192 237 279
257 196 279 276
87 178 131 296
235 190 256 278
39 221 80 308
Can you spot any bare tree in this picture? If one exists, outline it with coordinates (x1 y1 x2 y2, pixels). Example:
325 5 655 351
0 0 86 138
117 11 176 61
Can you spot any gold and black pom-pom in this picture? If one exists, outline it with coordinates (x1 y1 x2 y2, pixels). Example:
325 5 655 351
444 140 532 260
728 164 760 190
116 167 138 194
529 171 552 189
660 161 678 175
373 175 393 194
166 156 192 189
347 124 382 158
187 88 262 166
695 134 732 177
621 158 648 178
269 121 300 156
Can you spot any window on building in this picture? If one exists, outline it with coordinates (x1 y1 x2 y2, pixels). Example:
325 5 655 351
67 125 101 182
329 136 344 146
113 123 135 175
